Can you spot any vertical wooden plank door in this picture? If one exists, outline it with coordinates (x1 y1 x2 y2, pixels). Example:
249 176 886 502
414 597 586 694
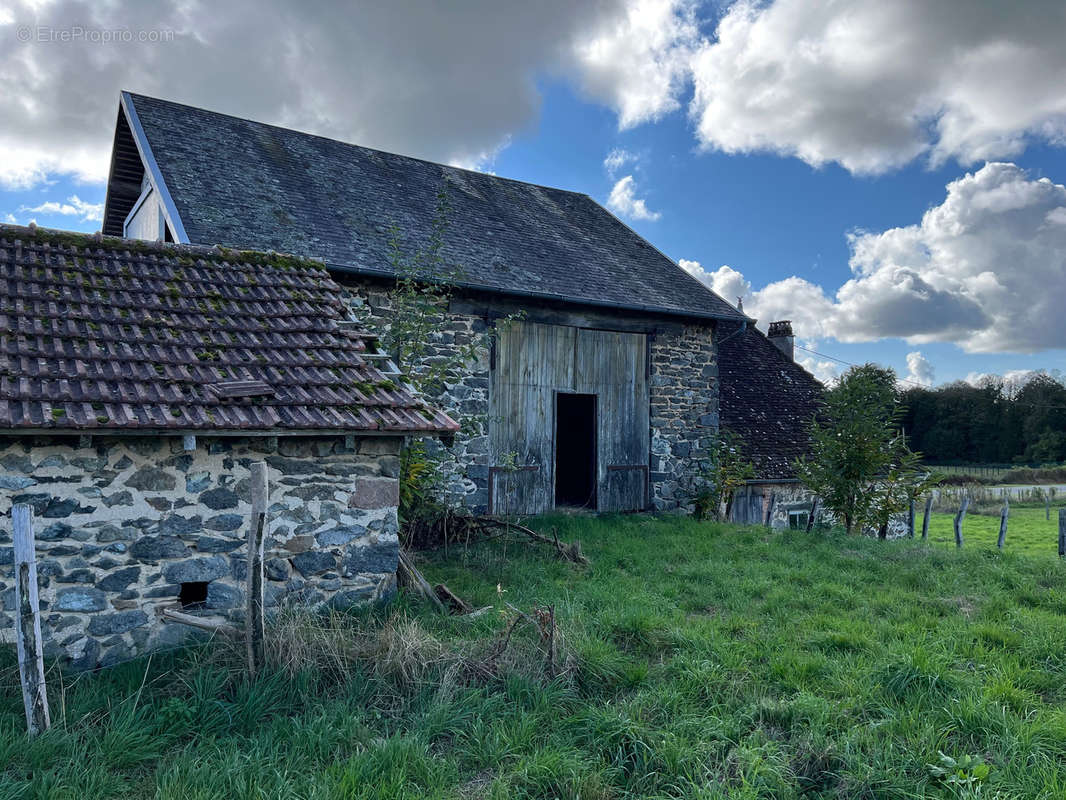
575 329 649 512
489 321 574 514
489 320 649 514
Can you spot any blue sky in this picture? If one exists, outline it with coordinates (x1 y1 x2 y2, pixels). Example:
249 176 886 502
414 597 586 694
2 0 1065 387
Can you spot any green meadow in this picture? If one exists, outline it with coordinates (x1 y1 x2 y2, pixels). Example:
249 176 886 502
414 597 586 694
4 515 1066 798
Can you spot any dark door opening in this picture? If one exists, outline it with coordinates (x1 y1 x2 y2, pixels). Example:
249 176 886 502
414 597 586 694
555 393 597 508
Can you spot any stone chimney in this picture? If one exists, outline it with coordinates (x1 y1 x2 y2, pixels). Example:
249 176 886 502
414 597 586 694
767 320 794 361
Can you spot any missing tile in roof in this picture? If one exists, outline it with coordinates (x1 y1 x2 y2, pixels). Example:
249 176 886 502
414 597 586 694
205 380 276 399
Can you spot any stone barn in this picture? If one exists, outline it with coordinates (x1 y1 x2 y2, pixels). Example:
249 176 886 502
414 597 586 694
0 226 456 669
99 92 799 514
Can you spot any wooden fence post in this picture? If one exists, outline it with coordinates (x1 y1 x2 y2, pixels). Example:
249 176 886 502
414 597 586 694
245 462 268 677
953 496 969 549
997 498 1009 550
13 504 50 737
1047 493 1051 522
764 492 776 529
907 499 915 538
805 498 818 533
1059 509 1066 559
921 494 933 540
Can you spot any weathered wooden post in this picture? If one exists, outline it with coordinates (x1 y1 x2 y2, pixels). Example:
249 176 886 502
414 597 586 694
764 491 776 529
953 496 969 549
1059 509 1066 559
921 494 933 540
245 462 268 677
907 498 915 538
997 498 1009 550
13 504 50 736
805 498 818 533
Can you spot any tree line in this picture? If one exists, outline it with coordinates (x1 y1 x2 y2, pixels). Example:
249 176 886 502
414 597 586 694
901 375 1066 465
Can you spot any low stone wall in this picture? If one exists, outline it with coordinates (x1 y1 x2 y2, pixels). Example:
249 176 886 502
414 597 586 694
0 434 401 670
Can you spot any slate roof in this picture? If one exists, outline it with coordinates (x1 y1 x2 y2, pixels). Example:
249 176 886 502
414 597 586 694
717 323 824 480
110 93 746 322
0 225 458 435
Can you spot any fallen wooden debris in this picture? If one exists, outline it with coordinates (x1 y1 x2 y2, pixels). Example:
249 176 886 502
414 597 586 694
474 517 589 565
161 608 239 637
434 583 473 615
397 550 447 614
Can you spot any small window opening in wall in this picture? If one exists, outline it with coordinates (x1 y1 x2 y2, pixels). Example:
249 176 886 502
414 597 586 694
555 392 597 509
179 581 209 610
788 510 809 530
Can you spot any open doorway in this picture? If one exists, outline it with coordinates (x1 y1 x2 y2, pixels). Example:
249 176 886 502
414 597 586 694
555 393 597 508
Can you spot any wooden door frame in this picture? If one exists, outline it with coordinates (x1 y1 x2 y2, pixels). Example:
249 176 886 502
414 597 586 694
552 390 599 511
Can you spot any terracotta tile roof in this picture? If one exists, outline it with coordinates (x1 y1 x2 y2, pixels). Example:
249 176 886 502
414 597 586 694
718 323 824 480
0 225 459 435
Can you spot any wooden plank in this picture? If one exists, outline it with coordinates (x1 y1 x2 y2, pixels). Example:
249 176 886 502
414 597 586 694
805 498 818 532
1059 509 1066 558
764 491 777 528
162 608 238 636
576 328 648 512
490 321 575 514
998 498 1009 550
921 495 933 540
13 505 50 737
954 496 970 548
449 296 685 336
245 462 268 677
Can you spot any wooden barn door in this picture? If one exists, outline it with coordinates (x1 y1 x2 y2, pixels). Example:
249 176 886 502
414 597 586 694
489 320 649 515
575 329 649 512
489 321 574 515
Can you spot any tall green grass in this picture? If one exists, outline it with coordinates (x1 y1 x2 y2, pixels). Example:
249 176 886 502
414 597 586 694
3 515 1066 798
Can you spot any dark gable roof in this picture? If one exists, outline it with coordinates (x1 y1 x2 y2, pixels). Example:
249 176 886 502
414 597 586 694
0 225 458 435
114 93 745 323
718 323 823 480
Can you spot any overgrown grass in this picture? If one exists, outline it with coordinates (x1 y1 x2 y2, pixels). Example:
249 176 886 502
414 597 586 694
924 504 1063 557
4 516 1066 798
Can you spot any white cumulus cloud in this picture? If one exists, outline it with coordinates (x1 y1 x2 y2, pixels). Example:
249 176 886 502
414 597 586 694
0 0 701 190
607 175 661 221
19 195 103 223
904 351 935 386
689 0 1066 174
683 162 1066 354
573 0 699 129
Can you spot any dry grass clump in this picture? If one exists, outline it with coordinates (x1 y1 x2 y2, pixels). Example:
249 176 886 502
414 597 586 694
233 604 575 692
263 608 455 687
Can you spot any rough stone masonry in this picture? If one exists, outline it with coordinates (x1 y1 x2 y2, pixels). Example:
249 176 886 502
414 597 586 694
342 282 720 513
0 434 401 670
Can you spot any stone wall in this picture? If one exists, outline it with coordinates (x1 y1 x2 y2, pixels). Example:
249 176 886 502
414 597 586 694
341 282 493 511
0 434 401 670
648 323 719 511
339 279 720 514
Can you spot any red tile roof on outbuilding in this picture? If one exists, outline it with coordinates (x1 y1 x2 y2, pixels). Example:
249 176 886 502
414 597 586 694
0 225 458 435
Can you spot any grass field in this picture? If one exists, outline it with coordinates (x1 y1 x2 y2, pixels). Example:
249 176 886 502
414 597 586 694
4 515 1066 798
924 504 1063 557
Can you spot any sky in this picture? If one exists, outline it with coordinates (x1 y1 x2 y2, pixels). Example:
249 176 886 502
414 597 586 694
2 0 1066 387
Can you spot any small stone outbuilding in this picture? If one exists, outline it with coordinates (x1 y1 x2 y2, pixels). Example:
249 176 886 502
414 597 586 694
718 320 824 527
0 225 456 669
